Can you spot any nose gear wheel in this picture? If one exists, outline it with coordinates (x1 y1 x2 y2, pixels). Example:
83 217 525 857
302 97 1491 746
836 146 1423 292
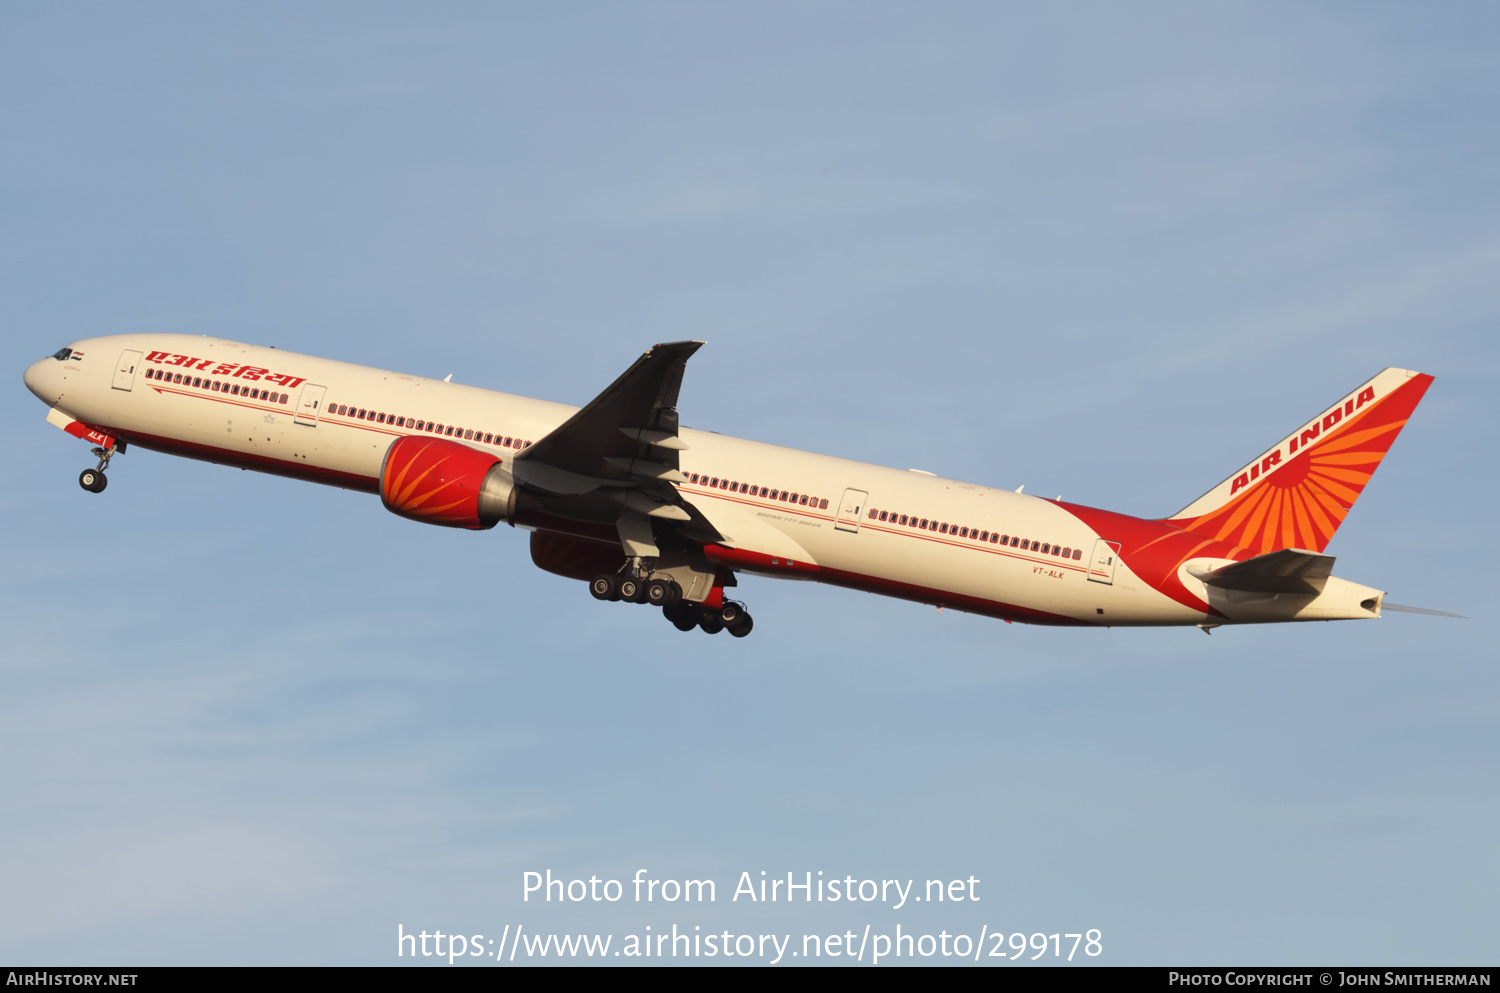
78 445 117 493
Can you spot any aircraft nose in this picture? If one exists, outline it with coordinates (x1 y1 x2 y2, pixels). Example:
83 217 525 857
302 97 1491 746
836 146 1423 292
24 357 61 403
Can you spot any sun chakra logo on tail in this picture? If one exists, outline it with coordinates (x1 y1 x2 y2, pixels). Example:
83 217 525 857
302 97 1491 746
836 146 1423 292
1166 371 1433 556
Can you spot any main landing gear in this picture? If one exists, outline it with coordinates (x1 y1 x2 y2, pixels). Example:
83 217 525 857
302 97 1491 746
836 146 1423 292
664 600 754 638
588 571 755 638
589 573 684 606
78 446 115 493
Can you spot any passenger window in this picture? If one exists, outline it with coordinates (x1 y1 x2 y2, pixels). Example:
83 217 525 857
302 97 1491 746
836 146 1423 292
819 499 829 509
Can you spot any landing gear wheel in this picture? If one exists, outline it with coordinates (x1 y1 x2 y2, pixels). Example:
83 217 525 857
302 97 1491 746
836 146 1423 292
698 612 724 635
646 578 682 606
589 574 619 601
663 603 699 632
663 603 696 633
79 469 107 493
728 614 754 638
719 602 744 626
617 577 644 603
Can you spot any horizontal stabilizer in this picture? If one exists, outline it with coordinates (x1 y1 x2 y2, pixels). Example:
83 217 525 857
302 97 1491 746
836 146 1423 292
1188 548 1335 595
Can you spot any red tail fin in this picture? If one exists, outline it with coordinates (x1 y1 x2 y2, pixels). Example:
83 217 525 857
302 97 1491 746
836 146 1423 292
1164 368 1433 555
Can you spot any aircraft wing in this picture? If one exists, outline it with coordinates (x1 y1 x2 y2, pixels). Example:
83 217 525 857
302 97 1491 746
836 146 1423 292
1189 548 1335 595
511 341 722 544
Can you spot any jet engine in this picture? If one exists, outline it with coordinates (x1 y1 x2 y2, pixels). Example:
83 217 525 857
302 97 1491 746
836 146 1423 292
380 436 519 529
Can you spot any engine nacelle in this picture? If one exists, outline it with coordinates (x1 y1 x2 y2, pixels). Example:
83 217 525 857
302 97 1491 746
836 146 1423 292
380 436 518 530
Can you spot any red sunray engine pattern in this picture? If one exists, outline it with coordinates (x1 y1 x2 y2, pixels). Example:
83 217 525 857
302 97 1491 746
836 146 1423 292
1165 374 1433 556
380 436 500 530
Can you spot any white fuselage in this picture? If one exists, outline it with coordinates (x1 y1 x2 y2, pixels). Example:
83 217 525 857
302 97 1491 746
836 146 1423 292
25 334 1385 628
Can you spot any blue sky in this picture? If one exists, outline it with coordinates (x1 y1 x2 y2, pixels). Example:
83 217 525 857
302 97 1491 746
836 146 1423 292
2 3 1496 965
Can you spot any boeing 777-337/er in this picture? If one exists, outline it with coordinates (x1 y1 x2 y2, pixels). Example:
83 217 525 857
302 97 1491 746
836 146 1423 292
24 336 1437 636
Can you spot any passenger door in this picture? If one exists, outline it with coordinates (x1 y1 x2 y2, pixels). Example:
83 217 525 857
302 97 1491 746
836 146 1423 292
112 350 142 391
294 383 327 426
834 488 869 533
1087 539 1120 585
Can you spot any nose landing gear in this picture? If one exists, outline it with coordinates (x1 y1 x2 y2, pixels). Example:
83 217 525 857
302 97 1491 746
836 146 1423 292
78 446 116 493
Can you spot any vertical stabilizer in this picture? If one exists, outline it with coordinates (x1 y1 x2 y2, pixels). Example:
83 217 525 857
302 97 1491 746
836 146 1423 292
1164 368 1432 555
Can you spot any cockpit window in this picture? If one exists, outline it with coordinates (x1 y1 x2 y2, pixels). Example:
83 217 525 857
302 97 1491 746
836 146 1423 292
52 347 73 361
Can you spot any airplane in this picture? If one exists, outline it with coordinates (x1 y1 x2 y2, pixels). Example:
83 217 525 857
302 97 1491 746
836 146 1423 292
23 334 1440 636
